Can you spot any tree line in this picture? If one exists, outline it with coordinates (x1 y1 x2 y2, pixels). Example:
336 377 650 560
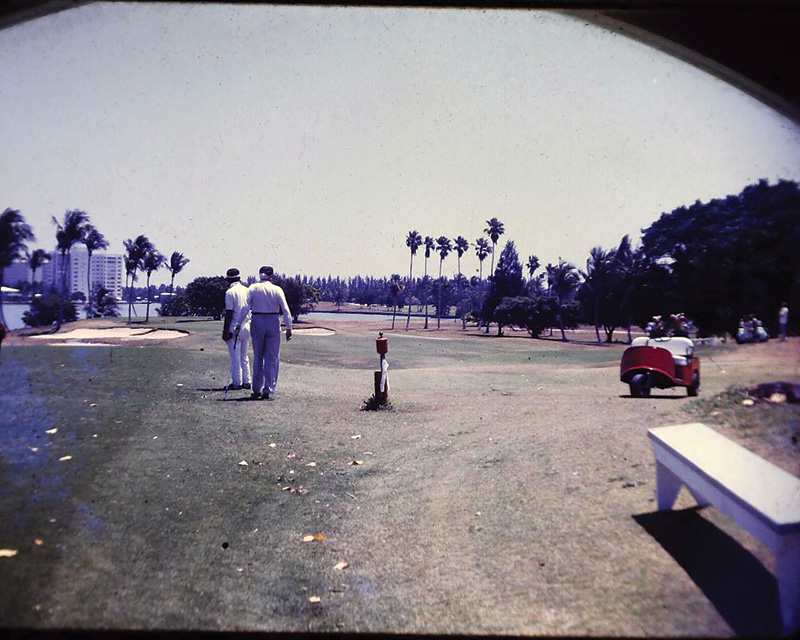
3 179 796 338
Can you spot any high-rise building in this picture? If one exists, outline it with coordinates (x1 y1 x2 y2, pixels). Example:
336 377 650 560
40 248 124 300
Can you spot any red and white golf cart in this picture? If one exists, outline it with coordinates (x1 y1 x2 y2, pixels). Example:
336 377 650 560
620 336 700 398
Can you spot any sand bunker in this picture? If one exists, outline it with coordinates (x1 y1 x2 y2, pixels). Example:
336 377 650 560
293 327 335 336
29 328 187 341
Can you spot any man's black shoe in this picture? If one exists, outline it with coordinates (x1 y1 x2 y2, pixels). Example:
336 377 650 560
242 383 251 390
250 392 262 400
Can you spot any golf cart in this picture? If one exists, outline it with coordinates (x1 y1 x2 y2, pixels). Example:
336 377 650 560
736 315 769 343
620 336 700 398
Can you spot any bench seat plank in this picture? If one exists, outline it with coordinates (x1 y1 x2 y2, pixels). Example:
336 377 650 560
648 423 800 533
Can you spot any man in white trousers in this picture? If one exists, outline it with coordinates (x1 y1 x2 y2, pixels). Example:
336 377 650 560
221 268 251 391
236 265 292 400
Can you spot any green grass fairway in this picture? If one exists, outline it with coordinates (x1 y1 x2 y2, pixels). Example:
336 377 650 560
1 319 797 635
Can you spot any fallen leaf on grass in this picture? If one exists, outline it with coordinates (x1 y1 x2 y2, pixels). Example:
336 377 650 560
0 549 18 558
333 561 349 571
302 533 326 543
363 452 373 456
269 443 277 448
742 398 755 406
351 434 362 440
286 453 296 458
30 447 38 453
291 487 309 495
90 404 98 408
45 428 58 435
306 462 317 467
257 462 268 466
59 456 72 462
309 596 321 603
349 460 363 466
238 461 249 466
34 539 43 546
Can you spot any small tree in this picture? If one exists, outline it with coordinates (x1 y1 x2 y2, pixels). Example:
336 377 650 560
482 240 524 335
546 260 580 341
23 294 78 327
0 208 35 326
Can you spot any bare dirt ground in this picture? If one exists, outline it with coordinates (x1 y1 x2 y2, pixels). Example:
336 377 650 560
1 316 798 637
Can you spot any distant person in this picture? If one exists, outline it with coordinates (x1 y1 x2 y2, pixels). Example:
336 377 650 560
221 268 251 392
779 302 789 342
236 265 292 400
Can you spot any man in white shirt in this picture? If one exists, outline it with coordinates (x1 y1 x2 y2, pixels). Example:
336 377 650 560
221 268 251 391
236 265 292 400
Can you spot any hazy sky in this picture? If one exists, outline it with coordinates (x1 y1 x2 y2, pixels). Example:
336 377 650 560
2 2 799 286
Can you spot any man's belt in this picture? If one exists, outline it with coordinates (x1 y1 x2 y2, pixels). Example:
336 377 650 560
253 312 280 315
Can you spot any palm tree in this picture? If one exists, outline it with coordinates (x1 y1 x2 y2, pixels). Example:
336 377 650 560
52 209 90 330
389 273 403 329
142 247 164 322
404 230 422 330
484 217 505 279
435 236 452 329
81 225 108 318
0 208 35 327
580 246 617 343
474 237 492 280
454 236 470 276
423 236 435 329
547 259 579 341
526 254 540 280
166 251 190 297
123 235 153 324
26 248 50 296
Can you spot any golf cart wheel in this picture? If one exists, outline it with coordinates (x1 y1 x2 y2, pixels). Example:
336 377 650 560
630 373 651 398
687 371 700 397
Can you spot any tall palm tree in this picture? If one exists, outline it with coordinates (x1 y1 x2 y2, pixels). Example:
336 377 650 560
166 251 190 297
26 248 50 296
405 230 422 330
52 209 90 330
547 259 579 341
81 225 108 318
474 237 492 280
484 217 505 279
454 236 470 276
142 247 164 322
423 236 435 329
123 235 153 324
435 236 452 329
580 246 617 343
0 208 35 327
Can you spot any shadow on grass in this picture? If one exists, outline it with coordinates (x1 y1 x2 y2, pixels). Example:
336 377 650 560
633 507 782 637
619 394 687 400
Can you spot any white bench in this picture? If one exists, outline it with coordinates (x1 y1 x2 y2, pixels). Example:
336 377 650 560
648 423 800 634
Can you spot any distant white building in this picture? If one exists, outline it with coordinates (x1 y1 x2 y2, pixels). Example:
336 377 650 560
41 247 124 300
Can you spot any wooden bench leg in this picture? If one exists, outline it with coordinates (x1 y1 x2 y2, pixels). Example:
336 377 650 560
655 461 683 511
777 532 800 635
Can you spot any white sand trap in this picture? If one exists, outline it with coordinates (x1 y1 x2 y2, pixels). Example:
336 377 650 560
30 328 187 341
293 328 335 336
47 342 116 347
